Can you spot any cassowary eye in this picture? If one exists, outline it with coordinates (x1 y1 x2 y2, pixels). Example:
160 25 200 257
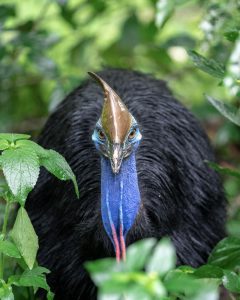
128 128 137 140
98 129 105 140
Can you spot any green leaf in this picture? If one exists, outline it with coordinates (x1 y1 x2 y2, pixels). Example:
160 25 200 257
0 4 16 21
47 291 54 300
126 238 156 271
16 140 48 158
0 139 9 151
85 258 122 285
99 275 135 295
155 0 175 28
146 238 176 276
155 0 191 28
222 271 240 293
164 269 200 294
9 271 49 290
206 161 240 179
208 237 240 269
164 270 219 298
40 149 79 198
188 50 225 79
224 29 239 42
11 207 39 270
1 147 40 204
26 266 51 276
0 285 14 300
177 265 195 273
9 266 54 297
0 240 21 258
193 265 223 279
206 95 240 126
0 133 30 142
188 282 219 300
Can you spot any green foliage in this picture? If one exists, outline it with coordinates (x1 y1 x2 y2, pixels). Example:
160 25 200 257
86 236 240 299
0 0 240 299
1 148 40 205
188 50 226 79
87 238 238 299
0 134 78 299
206 95 240 126
0 0 239 131
0 240 21 259
11 207 39 270
40 149 79 198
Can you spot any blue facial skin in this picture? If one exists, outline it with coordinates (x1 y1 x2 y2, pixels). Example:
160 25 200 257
92 121 142 259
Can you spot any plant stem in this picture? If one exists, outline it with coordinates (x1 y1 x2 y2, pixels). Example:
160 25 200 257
2 201 11 238
0 201 11 279
27 287 35 300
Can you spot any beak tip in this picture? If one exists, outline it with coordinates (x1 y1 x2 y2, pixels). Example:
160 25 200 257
111 165 121 174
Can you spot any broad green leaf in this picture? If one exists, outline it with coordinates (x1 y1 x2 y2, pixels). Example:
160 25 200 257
9 272 49 290
47 291 54 300
222 271 240 293
224 28 239 42
26 266 51 276
85 258 122 285
155 0 175 28
99 275 135 295
0 240 21 258
146 238 176 276
188 50 225 79
193 265 223 279
40 149 79 198
11 207 39 270
124 281 166 299
99 271 167 298
126 238 156 271
1 147 40 204
0 139 9 151
206 95 240 126
8 266 50 284
188 282 219 300
164 269 201 294
0 133 30 142
208 237 240 269
155 0 190 28
165 270 219 298
0 285 14 300
16 139 47 158
206 161 240 179
9 267 55 299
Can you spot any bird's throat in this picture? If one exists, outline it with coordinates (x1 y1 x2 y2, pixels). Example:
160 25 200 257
101 153 141 261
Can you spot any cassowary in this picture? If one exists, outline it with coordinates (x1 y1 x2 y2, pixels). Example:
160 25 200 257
26 69 226 299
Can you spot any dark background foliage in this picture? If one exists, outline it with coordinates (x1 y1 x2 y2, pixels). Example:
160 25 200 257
0 0 240 278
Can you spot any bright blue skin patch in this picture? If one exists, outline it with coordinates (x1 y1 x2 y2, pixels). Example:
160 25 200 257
101 151 141 245
92 122 142 256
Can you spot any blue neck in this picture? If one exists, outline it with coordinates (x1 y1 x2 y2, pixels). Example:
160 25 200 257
101 153 141 252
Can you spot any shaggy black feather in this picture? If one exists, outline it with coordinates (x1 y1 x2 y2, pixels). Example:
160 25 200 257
26 69 226 300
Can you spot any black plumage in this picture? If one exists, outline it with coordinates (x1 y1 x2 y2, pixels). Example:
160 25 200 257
26 69 226 300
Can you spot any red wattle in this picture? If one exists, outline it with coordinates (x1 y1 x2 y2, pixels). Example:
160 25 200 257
120 225 126 261
111 224 120 262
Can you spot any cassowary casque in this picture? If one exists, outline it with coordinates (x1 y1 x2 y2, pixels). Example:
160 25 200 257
26 69 226 300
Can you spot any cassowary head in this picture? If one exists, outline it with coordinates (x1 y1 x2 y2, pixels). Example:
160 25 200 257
89 72 142 261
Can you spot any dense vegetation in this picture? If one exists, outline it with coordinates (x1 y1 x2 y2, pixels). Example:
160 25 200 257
0 0 240 299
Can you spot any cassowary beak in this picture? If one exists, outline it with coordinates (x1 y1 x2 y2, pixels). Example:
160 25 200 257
110 143 123 174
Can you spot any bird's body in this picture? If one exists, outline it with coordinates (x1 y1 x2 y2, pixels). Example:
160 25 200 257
26 69 226 300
